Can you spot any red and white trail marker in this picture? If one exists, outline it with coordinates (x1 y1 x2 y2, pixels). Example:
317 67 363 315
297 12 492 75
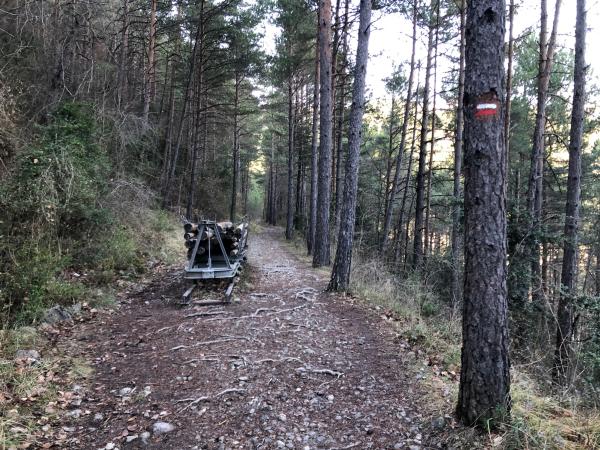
475 102 499 119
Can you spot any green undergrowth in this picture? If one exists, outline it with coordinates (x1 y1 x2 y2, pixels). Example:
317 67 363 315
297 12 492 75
0 102 180 326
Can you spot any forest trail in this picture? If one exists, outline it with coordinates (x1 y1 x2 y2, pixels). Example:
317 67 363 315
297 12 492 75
52 226 430 449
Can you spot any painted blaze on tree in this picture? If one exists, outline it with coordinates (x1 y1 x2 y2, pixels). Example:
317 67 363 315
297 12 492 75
456 0 511 426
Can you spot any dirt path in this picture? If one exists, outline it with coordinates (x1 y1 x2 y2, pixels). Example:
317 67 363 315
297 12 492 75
53 226 429 449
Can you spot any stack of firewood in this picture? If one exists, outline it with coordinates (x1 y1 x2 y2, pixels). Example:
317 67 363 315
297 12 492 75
183 221 248 263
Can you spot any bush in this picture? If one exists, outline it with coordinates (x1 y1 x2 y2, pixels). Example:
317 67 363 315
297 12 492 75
0 102 181 325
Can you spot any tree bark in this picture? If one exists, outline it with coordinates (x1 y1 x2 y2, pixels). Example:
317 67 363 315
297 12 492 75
313 0 333 267
457 0 510 426
554 0 586 385
328 0 371 291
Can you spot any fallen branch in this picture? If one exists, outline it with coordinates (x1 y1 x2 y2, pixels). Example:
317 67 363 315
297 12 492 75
184 310 230 319
176 388 246 413
296 366 344 377
204 309 272 322
215 388 246 397
254 357 303 365
169 336 249 352
176 395 210 412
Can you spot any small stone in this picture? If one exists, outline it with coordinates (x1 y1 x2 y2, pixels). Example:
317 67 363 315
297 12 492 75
140 431 151 443
409 446 421 450
93 413 104 422
431 416 445 430
276 441 285 448
278 413 287 422
15 349 40 361
326 395 334 402
119 387 133 397
152 421 175 434
126 435 138 443
105 443 116 450
239 376 249 381
67 409 82 419
43 305 73 325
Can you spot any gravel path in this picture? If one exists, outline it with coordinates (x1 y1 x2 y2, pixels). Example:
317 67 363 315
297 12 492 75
52 226 429 449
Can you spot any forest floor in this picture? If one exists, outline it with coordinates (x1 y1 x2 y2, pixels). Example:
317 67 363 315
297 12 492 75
17 226 474 450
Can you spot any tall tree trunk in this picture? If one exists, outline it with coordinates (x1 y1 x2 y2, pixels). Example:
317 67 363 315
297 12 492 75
424 1 440 258
286 77 295 240
413 0 435 269
328 0 372 291
230 75 240 221
117 0 129 110
394 67 420 266
554 0 586 385
525 0 562 304
313 0 333 267
504 0 514 166
381 0 418 254
162 18 203 207
269 133 278 225
143 0 158 123
451 0 466 308
160 58 177 188
308 9 320 255
333 0 350 237
185 0 204 218
186 78 203 218
457 0 510 426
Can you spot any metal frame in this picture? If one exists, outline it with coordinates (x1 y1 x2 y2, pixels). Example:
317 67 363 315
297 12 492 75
181 220 248 304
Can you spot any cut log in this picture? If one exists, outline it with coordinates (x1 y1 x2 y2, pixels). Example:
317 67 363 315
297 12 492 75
183 223 198 233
